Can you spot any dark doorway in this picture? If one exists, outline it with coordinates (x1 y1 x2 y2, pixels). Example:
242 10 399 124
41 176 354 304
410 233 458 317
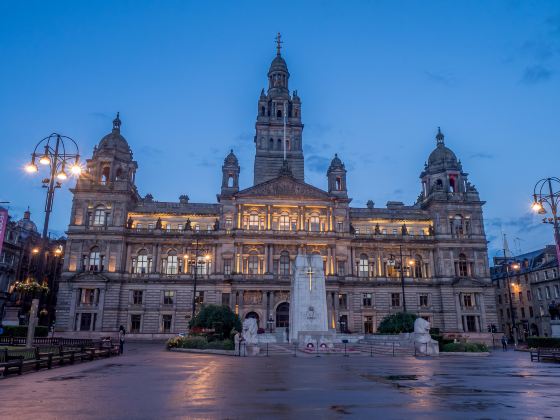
276 302 289 327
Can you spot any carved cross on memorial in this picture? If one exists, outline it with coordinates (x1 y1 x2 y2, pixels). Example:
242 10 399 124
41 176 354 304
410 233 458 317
307 266 314 291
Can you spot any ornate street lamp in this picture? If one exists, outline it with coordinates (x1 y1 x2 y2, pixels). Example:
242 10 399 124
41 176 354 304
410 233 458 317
24 133 81 281
185 237 211 322
532 177 560 264
388 245 416 313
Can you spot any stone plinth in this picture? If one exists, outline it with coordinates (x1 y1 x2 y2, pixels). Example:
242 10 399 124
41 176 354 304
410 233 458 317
289 254 330 344
551 320 560 338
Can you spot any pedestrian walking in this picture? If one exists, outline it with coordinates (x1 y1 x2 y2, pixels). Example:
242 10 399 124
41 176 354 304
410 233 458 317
119 325 126 355
501 334 508 351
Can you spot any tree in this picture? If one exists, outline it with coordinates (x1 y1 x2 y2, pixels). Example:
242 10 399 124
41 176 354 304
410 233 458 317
377 312 417 334
189 305 241 337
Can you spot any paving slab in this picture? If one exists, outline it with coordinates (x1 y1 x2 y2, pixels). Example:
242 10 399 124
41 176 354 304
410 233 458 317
1 342 559 419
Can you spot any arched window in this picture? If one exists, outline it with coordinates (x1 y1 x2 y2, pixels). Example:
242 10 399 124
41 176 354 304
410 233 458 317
279 251 290 276
166 250 178 275
277 109 282 118
227 174 234 188
449 176 456 193
451 215 464 237
413 255 423 278
115 168 123 180
93 206 106 226
261 106 265 116
435 179 443 190
336 177 342 190
309 215 320 232
100 166 110 185
248 251 259 275
277 138 282 150
88 247 101 271
269 138 274 150
279 213 290 231
285 139 290 150
358 254 369 278
458 253 468 277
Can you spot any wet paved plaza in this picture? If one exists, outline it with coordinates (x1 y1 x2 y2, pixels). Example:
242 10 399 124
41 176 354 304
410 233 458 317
1 342 559 419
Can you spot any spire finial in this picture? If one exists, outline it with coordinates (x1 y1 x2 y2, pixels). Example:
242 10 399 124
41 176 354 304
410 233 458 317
113 112 121 131
436 126 444 145
276 32 282 56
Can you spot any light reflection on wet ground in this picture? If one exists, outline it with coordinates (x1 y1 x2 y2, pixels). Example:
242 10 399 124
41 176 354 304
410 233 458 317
0 342 559 419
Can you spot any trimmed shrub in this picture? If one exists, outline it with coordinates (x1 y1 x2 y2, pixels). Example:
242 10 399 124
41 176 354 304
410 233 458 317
189 305 241 338
526 337 560 349
442 342 488 352
166 336 234 351
377 312 418 334
0 325 49 337
431 334 454 351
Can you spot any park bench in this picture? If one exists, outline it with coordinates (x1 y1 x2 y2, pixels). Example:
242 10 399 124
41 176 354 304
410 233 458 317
0 348 24 376
530 348 560 362
33 346 55 370
56 345 76 365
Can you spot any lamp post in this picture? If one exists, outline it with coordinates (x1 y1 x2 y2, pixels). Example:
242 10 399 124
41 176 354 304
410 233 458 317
24 133 81 284
502 260 521 346
186 237 211 322
532 177 560 265
388 245 416 313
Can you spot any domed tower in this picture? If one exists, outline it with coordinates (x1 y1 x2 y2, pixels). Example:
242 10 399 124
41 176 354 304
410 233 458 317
83 113 138 187
221 149 240 196
418 128 484 238
70 113 139 230
253 33 304 185
419 128 470 199
327 154 347 198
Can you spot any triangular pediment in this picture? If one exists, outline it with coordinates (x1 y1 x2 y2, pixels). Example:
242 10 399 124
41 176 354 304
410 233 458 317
235 175 332 200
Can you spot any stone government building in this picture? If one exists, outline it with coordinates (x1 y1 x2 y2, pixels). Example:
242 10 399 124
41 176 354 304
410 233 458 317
56 41 497 337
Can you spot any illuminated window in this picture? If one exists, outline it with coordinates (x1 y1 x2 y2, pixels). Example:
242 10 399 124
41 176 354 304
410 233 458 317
248 252 259 274
249 213 259 230
310 215 320 232
279 214 290 230
358 254 369 278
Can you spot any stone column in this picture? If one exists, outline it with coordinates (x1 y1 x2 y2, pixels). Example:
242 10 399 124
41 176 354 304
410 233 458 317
326 247 331 275
350 247 355 276
266 205 271 230
96 289 106 331
153 243 159 273
478 292 487 331
264 244 269 273
455 293 463 331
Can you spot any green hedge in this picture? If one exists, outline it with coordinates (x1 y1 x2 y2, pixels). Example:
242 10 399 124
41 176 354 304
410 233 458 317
431 335 455 351
377 312 417 334
442 342 488 352
167 336 234 351
0 326 49 337
526 337 560 349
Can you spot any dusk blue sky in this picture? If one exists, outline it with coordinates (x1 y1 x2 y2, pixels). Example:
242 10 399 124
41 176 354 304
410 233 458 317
1 1 559 261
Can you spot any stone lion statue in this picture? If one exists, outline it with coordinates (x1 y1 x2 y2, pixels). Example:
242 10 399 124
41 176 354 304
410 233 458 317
414 317 431 334
242 317 258 345
413 317 439 356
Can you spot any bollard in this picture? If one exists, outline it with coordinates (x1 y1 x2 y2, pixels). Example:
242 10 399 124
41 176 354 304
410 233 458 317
266 342 269 357
370 344 373 357
344 342 349 357
392 342 395 357
294 342 297 357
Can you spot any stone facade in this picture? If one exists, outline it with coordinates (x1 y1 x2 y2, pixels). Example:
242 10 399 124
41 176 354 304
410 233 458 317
55 44 497 337
492 245 560 339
